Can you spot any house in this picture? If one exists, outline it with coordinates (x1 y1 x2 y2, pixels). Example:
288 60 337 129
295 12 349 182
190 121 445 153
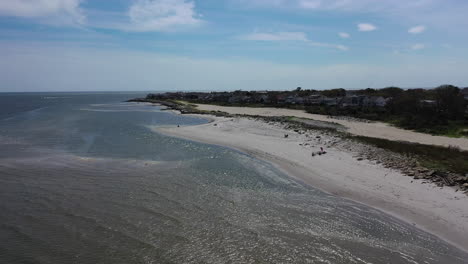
339 95 387 108
363 96 388 107
276 94 287 104
285 95 304 104
228 95 244 103
462 88 468 100
421 100 436 106
259 95 271 104
374 96 388 107
340 95 364 107
304 94 323 105
322 97 340 106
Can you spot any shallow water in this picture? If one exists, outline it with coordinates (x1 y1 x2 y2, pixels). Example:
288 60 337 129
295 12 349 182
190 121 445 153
0 93 467 263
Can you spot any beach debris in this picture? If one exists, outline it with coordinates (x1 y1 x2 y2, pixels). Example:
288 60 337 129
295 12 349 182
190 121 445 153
213 123 218 126
312 147 327 157
284 134 289 138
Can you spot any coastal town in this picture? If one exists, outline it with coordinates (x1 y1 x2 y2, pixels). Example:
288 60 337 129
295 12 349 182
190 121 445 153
146 88 391 108
146 86 468 109
135 85 468 193
142 86 468 135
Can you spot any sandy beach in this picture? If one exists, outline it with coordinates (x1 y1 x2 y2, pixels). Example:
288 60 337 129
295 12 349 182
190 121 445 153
153 114 468 253
194 104 468 151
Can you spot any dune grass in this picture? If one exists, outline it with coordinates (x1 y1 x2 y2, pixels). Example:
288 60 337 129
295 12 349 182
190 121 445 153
351 135 468 174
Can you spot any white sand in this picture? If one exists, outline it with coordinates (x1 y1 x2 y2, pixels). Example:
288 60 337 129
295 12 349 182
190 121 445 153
153 115 468 252
194 104 468 151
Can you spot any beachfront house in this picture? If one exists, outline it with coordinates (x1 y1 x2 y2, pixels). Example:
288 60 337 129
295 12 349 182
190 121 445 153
363 96 388 107
322 97 340 106
462 87 468 100
304 94 323 105
340 95 363 107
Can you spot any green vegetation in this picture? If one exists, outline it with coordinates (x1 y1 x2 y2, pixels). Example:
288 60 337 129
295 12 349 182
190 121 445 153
351 135 468 174
131 95 468 175
140 85 468 137
271 114 468 174
305 85 468 137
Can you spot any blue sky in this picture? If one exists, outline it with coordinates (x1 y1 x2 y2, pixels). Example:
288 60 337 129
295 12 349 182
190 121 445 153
0 0 467 92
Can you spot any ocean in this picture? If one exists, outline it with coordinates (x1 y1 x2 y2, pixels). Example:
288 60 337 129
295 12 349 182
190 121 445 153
0 92 467 263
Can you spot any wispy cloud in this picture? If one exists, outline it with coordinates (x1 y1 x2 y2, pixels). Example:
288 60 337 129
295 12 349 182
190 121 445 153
126 0 203 32
0 0 85 25
298 0 322 9
240 31 348 51
3 43 467 92
358 23 377 32
235 0 468 31
338 32 350 38
310 42 348 51
239 0 432 13
408 25 426 34
241 32 308 41
411 43 425 50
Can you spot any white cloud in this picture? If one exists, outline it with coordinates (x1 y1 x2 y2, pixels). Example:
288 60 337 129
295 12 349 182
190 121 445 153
127 0 202 32
411 43 425 50
338 32 350 38
2 43 467 92
408 25 426 34
241 31 348 51
310 42 348 51
358 23 377 32
241 0 433 13
299 0 322 9
242 32 308 41
236 0 468 31
0 0 85 25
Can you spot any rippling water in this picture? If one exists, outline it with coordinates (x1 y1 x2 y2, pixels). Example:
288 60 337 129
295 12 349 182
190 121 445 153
0 93 467 263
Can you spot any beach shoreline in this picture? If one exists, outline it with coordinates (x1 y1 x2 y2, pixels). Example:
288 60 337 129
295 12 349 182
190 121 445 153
152 113 468 253
193 104 468 151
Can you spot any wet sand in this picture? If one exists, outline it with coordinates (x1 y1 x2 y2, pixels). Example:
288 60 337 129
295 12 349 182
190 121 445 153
154 115 468 253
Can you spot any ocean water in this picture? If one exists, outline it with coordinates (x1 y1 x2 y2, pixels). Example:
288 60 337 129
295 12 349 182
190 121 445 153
0 92 467 264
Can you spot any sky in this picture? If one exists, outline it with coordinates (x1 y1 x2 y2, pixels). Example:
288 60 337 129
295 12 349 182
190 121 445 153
0 0 467 92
